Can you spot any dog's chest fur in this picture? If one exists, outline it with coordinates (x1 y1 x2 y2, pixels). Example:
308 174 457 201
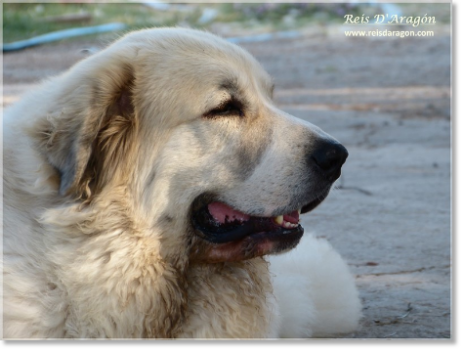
58 254 276 338
6 211 275 338
179 259 276 338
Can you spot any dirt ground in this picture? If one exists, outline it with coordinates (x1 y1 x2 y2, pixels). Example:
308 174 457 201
2 25 451 339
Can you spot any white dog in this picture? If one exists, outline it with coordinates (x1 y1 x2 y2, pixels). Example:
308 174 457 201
2 28 361 338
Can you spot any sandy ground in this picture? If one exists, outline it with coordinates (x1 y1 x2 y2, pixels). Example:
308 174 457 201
2 26 451 339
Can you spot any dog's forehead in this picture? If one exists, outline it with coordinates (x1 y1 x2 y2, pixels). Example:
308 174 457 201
134 29 273 92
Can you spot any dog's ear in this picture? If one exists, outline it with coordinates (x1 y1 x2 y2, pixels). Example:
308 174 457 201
36 62 138 201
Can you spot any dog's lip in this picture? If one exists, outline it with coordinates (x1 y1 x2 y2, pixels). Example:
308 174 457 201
190 227 304 263
300 194 327 214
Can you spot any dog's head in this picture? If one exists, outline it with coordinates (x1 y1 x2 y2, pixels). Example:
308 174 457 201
36 28 347 264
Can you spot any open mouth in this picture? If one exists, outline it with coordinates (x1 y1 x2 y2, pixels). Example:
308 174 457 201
193 201 303 244
190 193 327 262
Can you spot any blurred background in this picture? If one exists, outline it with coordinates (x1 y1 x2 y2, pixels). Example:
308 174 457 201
3 0 452 339
3 1 451 44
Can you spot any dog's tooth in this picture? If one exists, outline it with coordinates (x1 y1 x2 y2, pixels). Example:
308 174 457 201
282 221 295 229
298 209 301 215
275 215 283 225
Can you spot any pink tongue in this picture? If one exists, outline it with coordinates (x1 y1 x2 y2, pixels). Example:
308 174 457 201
208 202 251 224
283 210 299 224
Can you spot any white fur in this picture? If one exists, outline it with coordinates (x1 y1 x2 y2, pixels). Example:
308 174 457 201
269 234 362 338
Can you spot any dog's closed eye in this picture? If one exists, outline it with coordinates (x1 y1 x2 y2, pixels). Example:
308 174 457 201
204 99 244 119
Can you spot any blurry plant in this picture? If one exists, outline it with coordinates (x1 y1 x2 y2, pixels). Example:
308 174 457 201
229 3 364 23
2 2 198 43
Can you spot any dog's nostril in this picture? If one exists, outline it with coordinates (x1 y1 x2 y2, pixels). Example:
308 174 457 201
310 140 348 181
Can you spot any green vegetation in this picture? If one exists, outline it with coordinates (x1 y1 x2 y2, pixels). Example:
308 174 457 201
3 3 200 43
2 2 364 44
3 2 450 44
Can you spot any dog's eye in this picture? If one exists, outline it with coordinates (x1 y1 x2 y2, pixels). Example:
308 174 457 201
204 99 244 118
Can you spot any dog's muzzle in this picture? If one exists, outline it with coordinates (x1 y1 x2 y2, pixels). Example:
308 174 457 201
189 139 349 263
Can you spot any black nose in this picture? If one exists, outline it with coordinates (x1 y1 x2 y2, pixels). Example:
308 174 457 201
310 140 348 181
